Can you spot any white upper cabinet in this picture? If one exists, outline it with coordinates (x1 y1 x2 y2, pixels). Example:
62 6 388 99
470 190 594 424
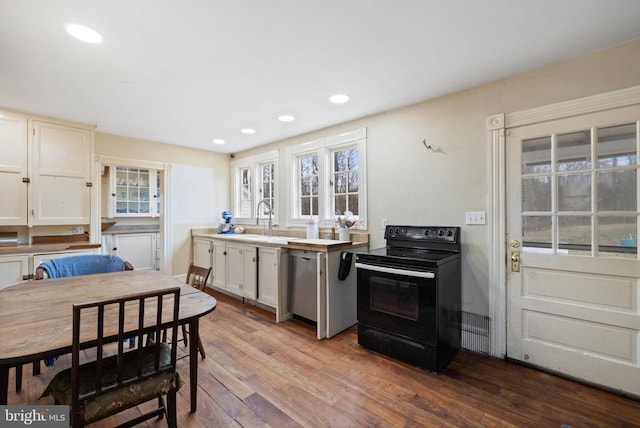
0 112 28 225
0 110 94 226
108 167 160 218
31 120 93 225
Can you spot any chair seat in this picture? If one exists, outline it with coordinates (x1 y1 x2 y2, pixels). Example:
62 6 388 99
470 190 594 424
42 343 182 423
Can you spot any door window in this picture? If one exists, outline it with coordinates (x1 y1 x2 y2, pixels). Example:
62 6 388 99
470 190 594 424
521 122 639 257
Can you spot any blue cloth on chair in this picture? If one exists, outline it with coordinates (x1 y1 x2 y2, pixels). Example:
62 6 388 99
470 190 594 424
41 255 127 279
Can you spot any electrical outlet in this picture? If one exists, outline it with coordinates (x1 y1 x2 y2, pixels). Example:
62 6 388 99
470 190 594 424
465 211 486 225
381 218 389 229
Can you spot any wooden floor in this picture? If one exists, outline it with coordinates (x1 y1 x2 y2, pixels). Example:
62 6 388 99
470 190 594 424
9 290 640 427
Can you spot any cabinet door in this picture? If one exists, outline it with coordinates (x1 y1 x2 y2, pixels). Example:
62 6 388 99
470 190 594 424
0 112 28 225
226 244 244 295
212 241 227 289
31 120 92 225
257 247 279 307
0 255 29 290
193 238 213 285
113 233 156 270
110 167 158 218
101 234 113 255
242 246 257 300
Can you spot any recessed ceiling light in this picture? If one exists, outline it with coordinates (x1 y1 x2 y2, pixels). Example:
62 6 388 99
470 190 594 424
212 139 226 145
240 128 256 134
65 23 103 44
329 94 350 104
278 114 295 122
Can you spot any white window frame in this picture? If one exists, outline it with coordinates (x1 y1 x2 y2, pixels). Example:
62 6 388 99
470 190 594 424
286 128 367 229
231 150 279 224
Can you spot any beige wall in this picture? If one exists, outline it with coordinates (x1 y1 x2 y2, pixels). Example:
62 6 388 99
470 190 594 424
95 133 230 275
235 38 640 315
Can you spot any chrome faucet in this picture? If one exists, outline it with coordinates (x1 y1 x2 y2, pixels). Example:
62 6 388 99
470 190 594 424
256 199 273 236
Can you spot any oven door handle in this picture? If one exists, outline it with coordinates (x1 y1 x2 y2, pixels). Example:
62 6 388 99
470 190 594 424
355 262 435 279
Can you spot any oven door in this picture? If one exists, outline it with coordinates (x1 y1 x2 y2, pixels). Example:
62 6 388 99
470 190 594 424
356 262 437 344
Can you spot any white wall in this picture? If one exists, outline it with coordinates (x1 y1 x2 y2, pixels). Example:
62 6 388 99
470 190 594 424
234 38 640 315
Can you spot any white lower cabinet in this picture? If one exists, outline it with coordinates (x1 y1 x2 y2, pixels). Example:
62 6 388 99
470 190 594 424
0 254 29 290
212 241 226 289
226 244 257 299
103 233 158 270
257 247 280 308
192 238 281 310
193 238 213 272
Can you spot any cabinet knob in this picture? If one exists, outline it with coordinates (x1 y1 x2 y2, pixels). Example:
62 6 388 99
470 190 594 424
112 193 116 197
223 251 227 256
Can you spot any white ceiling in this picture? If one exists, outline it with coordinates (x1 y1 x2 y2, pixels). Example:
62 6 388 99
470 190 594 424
1 1 640 154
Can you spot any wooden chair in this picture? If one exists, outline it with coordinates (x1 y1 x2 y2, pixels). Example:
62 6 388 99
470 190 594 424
15 256 134 393
41 287 182 428
164 263 211 359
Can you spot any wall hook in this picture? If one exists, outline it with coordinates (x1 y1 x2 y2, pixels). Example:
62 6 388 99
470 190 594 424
422 139 433 151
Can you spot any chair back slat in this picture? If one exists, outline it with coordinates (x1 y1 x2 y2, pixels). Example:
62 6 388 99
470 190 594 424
186 263 212 291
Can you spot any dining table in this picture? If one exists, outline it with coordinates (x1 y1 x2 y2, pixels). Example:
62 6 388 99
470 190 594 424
0 269 217 413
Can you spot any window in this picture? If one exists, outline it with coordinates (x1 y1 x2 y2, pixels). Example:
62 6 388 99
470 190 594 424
287 128 367 228
231 150 278 224
297 153 319 216
520 122 638 258
258 161 276 218
331 146 359 217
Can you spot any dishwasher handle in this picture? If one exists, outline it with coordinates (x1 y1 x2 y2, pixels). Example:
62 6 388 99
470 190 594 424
355 262 435 279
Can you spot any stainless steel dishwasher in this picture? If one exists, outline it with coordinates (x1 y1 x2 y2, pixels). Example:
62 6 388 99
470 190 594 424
288 249 318 322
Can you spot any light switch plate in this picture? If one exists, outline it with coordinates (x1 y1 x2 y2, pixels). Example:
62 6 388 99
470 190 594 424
381 218 389 229
465 211 486 225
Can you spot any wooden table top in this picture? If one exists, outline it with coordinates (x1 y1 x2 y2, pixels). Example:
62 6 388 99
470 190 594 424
0 270 217 364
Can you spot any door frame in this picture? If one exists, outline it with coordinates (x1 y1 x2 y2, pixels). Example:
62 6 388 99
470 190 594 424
92 155 173 275
487 85 640 358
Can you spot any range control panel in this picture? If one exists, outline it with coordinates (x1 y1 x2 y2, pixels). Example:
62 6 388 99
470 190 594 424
384 225 459 243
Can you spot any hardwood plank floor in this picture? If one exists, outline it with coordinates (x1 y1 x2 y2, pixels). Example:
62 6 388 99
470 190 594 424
8 290 640 427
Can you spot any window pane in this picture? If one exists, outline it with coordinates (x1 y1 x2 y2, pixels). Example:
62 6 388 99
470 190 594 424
558 173 591 212
522 176 551 212
597 170 636 211
301 177 311 196
557 130 591 171
262 183 271 199
522 216 552 250
348 194 359 216
598 216 636 258
522 136 551 174
334 195 347 214
311 196 318 216
348 149 359 170
301 197 310 216
348 171 359 192
311 176 318 195
597 123 637 168
334 173 346 193
558 215 591 255
334 151 346 172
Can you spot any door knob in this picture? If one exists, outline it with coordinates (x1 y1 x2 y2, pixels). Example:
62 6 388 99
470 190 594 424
511 251 520 272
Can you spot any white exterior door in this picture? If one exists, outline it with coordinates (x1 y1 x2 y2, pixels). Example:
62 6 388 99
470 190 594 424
506 105 640 396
